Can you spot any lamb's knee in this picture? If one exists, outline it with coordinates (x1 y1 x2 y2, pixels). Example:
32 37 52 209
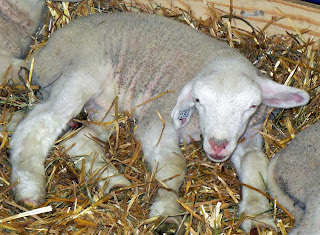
155 159 186 192
242 150 268 169
240 150 268 184
150 189 180 215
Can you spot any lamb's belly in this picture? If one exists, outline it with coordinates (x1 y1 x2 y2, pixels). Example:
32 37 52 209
81 71 147 120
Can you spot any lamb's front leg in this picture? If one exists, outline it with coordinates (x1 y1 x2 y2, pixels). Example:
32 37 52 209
62 122 131 194
231 129 276 232
136 118 186 228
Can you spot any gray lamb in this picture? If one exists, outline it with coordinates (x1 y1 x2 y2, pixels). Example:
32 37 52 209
0 0 80 81
268 121 320 235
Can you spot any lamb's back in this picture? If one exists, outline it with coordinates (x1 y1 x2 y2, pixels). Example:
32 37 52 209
32 13 242 115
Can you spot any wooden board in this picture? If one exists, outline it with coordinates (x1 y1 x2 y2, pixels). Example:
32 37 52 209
124 0 320 40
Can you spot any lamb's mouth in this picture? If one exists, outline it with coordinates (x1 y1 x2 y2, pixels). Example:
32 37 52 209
207 154 230 162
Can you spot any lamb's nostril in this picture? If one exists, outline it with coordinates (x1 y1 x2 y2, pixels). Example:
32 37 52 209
221 141 228 149
213 144 227 153
209 138 228 154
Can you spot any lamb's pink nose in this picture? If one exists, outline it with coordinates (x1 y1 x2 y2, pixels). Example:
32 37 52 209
209 138 228 154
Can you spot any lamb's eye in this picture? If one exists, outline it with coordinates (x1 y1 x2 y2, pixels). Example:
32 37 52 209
195 98 200 103
250 105 258 109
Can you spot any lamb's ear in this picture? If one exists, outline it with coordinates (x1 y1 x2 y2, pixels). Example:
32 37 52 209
171 82 195 129
255 75 310 108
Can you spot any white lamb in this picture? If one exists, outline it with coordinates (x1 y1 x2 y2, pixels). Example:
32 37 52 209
268 121 320 235
9 12 310 233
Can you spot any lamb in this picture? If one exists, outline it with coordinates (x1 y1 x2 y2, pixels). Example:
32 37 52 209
9 12 310 233
0 0 44 81
268 121 320 235
0 0 46 58
0 0 80 82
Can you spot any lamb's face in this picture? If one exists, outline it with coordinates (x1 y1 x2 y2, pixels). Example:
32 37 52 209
192 73 262 162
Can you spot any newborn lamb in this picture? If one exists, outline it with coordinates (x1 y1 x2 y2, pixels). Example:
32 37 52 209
10 12 310 233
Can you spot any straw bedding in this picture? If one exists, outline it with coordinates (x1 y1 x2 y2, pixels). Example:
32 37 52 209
0 0 319 234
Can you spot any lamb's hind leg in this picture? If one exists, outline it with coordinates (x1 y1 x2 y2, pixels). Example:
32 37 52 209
61 103 130 194
11 103 86 207
10 75 100 207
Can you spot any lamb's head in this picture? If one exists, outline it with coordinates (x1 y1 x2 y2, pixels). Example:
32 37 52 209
171 62 309 162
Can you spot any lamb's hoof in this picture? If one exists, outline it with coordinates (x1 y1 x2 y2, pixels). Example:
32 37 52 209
103 175 131 194
250 226 276 235
18 198 40 209
241 216 276 234
250 228 259 235
155 216 185 235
